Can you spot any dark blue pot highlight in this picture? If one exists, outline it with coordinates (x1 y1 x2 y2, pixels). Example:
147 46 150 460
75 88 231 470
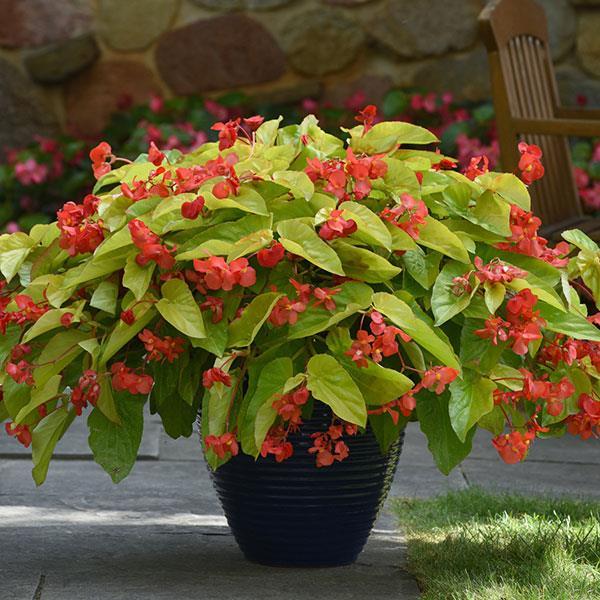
207 404 403 567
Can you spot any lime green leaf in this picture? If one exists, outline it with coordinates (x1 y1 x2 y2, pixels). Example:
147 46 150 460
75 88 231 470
123 255 155 301
477 172 531 210
306 354 367 426
431 261 477 325
277 219 344 275
373 292 460 369
203 186 268 216
33 330 90 388
289 281 373 339
507 277 565 312
387 222 418 252
401 250 441 290
562 229 598 252
539 302 600 341
239 357 293 455
448 370 496 442
90 281 119 314
340 201 392 250
0 232 35 282
227 229 273 262
100 299 156 365
472 191 512 237
418 217 470 263
88 395 144 483
351 121 438 154
331 240 401 283
417 390 475 475
22 303 84 343
369 412 407 453
381 158 421 197
15 375 62 424
484 281 506 314
156 279 206 339
228 292 282 348
32 407 73 485
272 170 314 200
256 117 282 147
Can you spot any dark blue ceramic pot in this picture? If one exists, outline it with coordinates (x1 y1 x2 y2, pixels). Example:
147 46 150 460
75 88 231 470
208 404 403 567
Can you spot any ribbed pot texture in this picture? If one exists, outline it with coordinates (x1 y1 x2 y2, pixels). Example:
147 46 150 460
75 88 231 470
207 403 403 567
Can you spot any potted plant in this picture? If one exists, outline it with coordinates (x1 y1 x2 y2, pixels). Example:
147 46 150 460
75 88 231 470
2 108 599 567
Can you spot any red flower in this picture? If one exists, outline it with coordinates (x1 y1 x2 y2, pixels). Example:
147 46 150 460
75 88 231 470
6 360 33 385
128 219 175 270
5 422 32 448
243 115 265 130
111 362 154 395
257 242 285 268
421 366 459 395
10 344 31 361
181 195 205 220
205 432 239 459
518 142 544 185
120 310 136 325
89 141 114 180
60 312 74 327
464 155 489 180
193 256 256 291
475 316 511 345
200 296 224 323
492 430 534 464
355 104 377 134
211 118 240 150
202 367 232 389
269 296 306 326
345 329 375 368
290 279 312 303
380 193 428 240
148 142 165 167
319 209 357 241
308 422 355 467
261 426 294 463
313 287 340 311
57 196 104 256
473 256 527 284
138 329 186 363
71 370 100 415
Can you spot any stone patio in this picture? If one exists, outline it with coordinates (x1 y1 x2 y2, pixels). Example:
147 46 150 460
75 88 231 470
0 416 597 600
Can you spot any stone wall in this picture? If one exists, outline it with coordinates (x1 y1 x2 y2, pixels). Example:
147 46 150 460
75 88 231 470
1 0 600 149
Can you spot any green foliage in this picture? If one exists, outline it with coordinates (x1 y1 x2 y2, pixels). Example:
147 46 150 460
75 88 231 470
1 112 595 486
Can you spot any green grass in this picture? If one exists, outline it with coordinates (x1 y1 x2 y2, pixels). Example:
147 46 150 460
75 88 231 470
392 488 600 600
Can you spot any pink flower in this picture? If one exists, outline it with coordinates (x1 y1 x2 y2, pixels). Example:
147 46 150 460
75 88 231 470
14 158 49 185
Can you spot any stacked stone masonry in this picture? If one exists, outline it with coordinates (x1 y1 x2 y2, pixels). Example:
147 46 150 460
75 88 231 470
1 0 600 147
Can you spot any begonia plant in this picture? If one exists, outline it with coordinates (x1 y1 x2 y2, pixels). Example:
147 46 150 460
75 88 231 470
2 108 600 485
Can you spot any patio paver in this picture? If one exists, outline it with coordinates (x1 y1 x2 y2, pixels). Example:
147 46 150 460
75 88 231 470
0 421 597 599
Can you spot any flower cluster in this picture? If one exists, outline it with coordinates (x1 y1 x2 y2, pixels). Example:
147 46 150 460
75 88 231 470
494 369 575 417
71 370 100 415
260 385 310 463
567 394 600 440
192 256 256 291
128 219 176 270
345 311 411 368
138 329 186 363
305 147 387 202
318 209 357 241
204 432 239 459
476 289 546 355
5 422 32 448
110 362 153 395
56 194 104 257
0 294 48 336
497 204 569 267
380 193 428 240
309 422 358 467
